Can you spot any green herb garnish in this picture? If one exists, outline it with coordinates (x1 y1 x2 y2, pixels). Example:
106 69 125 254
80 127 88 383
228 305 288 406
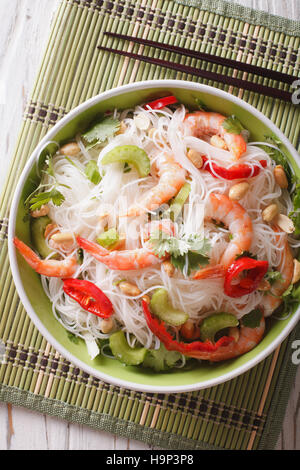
222 115 245 135
150 231 210 275
265 270 283 285
143 344 183 372
29 188 65 212
67 331 80 344
82 116 120 150
85 160 101 185
241 308 262 328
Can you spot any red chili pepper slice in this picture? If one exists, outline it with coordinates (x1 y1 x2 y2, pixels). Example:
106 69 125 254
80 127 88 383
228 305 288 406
142 301 233 357
63 279 113 318
144 95 178 110
224 257 269 298
202 156 267 180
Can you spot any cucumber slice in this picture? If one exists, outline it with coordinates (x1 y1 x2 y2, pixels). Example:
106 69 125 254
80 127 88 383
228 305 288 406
109 331 147 366
31 216 52 258
165 182 191 221
150 288 189 326
200 313 239 342
101 145 150 177
97 228 119 249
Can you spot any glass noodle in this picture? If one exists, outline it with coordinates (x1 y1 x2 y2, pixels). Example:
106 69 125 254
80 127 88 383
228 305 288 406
38 104 298 357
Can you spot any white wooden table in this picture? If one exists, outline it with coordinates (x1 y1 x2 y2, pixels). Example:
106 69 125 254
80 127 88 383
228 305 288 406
0 0 299 450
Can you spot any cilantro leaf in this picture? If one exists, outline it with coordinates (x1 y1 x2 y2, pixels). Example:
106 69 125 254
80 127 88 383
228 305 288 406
143 344 182 372
82 116 120 149
222 115 245 135
149 231 190 258
261 136 294 187
67 331 80 344
241 308 262 328
265 270 283 285
149 231 210 275
171 251 209 276
289 183 300 236
85 160 101 185
29 188 65 211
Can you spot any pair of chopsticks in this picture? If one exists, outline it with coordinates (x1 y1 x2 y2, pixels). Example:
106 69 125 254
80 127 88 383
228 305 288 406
99 32 298 103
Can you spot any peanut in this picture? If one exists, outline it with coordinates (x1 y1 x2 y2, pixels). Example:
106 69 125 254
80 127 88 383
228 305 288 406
116 120 127 135
275 214 295 234
119 281 141 297
162 260 175 277
292 259 300 284
180 319 201 340
44 223 58 239
229 182 250 201
262 203 279 223
100 317 114 334
60 142 80 156
210 135 227 150
50 232 75 243
30 204 50 218
274 165 288 189
187 149 203 169
134 113 150 131
229 327 240 343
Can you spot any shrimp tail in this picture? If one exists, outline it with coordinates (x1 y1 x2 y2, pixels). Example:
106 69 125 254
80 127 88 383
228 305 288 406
189 317 265 361
77 236 161 271
193 264 226 280
14 237 77 278
14 237 42 271
76 236 109 259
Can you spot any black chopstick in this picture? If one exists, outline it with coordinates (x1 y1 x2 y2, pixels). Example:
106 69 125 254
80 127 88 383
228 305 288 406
97 46 292 103
103 32 297 86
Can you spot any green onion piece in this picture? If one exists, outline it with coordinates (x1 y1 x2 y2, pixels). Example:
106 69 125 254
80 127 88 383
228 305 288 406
164 182 191 221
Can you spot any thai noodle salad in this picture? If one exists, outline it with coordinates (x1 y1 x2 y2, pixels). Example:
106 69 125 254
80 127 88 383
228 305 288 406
14 95 300 371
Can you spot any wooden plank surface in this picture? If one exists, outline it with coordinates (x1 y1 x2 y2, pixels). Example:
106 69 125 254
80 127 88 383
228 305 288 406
0 0 299 450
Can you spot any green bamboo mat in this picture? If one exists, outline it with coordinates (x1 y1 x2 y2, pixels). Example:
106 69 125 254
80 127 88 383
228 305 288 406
0 0 300 450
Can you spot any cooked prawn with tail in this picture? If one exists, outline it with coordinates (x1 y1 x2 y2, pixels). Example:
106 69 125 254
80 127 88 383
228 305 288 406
77 220 175 271
194 193 253 279
13 237 77 278
123 152 186 218
188 316 265 362
184 111 247 160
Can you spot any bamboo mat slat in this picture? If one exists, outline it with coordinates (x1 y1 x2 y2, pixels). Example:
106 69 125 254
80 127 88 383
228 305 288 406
0 0 300 450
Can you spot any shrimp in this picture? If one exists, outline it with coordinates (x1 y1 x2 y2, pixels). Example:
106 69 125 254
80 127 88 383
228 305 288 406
13 237 77 278
77 220 175 271
123 152 186 218
184 111 247 160
194 193 253 279
188 316 265 362
260 225 294 317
